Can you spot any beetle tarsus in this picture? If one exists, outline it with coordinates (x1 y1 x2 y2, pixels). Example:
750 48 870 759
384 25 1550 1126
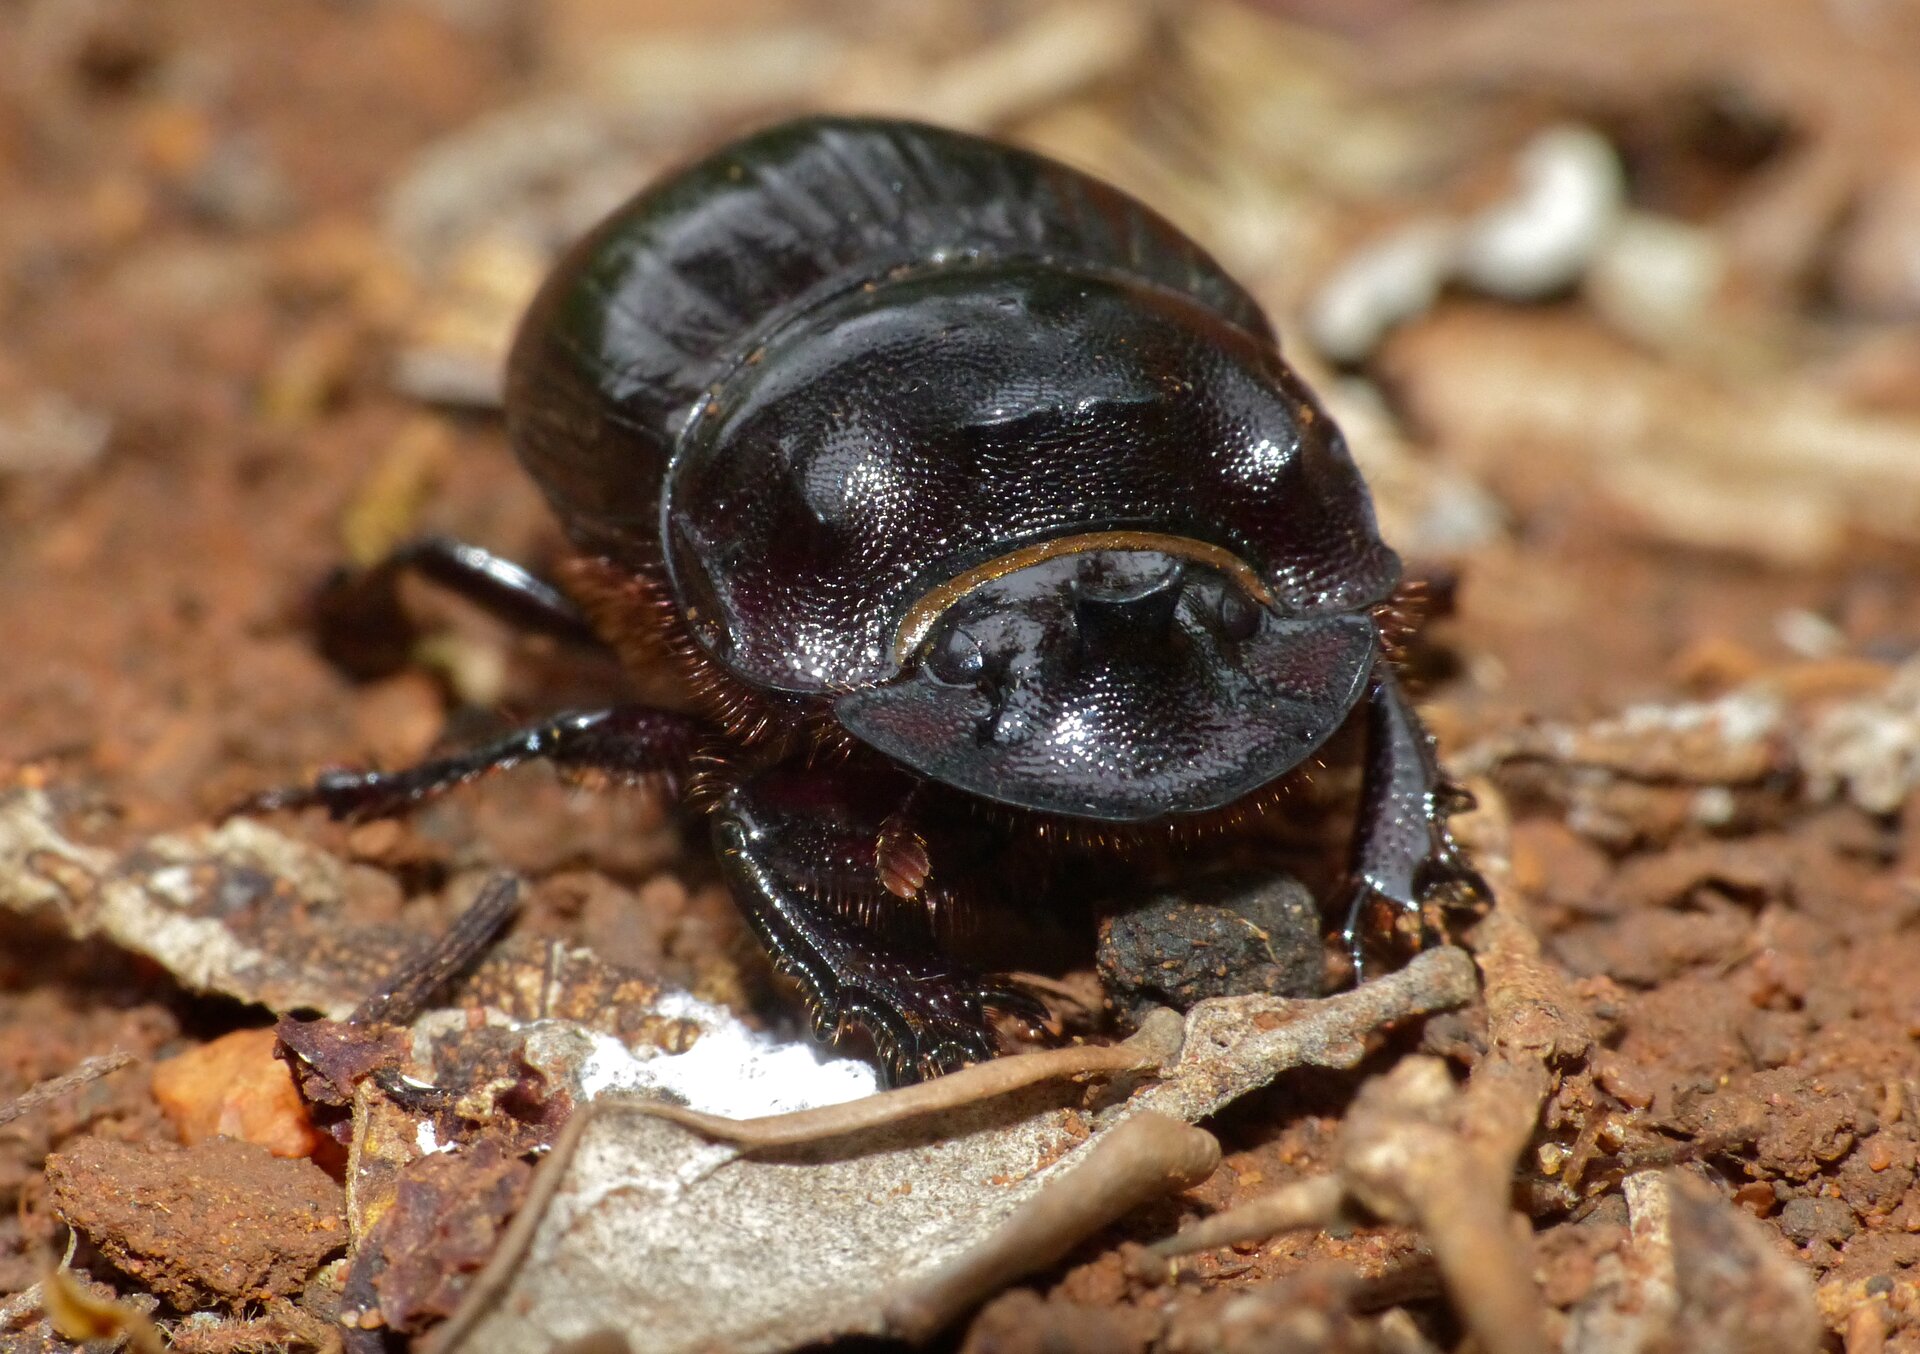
715 772 1034 1086
230 706 707 822
1342 663 1490 978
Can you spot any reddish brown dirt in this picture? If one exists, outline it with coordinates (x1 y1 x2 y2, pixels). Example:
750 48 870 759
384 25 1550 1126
46 1134 346 1308
4 2 1920 1352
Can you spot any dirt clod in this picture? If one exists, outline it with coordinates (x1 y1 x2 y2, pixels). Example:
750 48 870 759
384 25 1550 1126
47 1135 347 1309
1098 870 1325 1027
1780 1197 1860 1248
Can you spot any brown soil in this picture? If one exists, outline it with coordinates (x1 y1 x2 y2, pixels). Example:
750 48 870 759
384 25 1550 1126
46 1135 346 1309
4 1 1920 1351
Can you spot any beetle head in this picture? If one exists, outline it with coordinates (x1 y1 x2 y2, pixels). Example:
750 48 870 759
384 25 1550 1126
835 543 1377 821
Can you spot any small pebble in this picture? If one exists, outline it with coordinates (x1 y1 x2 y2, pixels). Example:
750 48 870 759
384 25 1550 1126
1779 1195 1858 1246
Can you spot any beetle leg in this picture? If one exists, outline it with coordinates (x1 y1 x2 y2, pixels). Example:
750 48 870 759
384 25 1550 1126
231 706 707 822
714 767 1042 1086
1341 664 1488 976
315 535 603 678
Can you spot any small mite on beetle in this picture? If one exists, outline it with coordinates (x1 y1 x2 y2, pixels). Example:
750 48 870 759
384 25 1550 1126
240 118 1486 1086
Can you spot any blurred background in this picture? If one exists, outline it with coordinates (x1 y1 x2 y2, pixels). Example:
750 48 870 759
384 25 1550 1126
6 0 1920 815
7 3 1920 1348
10 0 1920 1045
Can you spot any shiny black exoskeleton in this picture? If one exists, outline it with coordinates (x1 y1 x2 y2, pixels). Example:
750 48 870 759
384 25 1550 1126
251 118 1484 1084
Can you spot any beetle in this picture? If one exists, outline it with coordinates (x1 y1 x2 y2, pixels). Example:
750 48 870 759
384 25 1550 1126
249 117 1485 1085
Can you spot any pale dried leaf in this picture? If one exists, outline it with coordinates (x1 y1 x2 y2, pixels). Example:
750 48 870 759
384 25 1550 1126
433 948 1477 1354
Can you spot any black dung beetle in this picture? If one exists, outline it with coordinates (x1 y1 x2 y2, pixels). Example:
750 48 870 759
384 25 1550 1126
250 117 1486 1085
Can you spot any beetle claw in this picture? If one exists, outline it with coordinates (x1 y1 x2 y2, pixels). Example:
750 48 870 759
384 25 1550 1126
979 980 1052 1036
1343 786 1489 980
906 1026 996 1085
816 974 1016 1087
780 953 1031 1088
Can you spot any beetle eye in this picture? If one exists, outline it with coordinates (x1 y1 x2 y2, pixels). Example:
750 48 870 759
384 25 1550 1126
1216 587 1261 641
924 624 985 686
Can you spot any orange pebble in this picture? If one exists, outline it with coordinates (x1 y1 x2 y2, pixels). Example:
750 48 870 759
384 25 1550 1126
151 1027 319 1159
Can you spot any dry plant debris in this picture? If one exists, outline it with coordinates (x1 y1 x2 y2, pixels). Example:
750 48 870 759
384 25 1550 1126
0 1052 137 1132
1380 310 1920 568
1457 654 1920 840
37 1268 166 1354
0 782 443 1021
431 949 1476 1354
0 783 700 1048
1143 873 1596 1354
7 0 1920 1350
347 1135 533 1337
348 871 520 1026
8 763 1482 1352
886 1111 1223 1343
1564 1169 1822 1354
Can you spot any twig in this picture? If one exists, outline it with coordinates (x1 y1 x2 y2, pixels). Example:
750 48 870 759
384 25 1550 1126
351 874 520 1025
1339 1059 1547 1354
642 951 1478 1156
0 1051 138 1129
632 1007 1185 1149
884 1111 1220 1343
1139 860 1580 1354
1141 1173 1347 1261
1131 944 1481 1123
1340 801 1582 1354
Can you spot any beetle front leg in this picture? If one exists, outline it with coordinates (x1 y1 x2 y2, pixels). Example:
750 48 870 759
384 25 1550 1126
1341 662 1488 973
315 535 604 678
713 765 1042 1086
233 706 708 821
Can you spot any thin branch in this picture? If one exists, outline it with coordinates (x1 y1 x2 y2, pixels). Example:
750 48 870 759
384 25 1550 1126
1140 1173 1347 1262
884 1111 1221 1342
632 1007 1185 1149
0 1051 138 1129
